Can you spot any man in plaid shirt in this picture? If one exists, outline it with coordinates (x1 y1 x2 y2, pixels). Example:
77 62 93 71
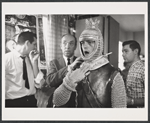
122 40 145 108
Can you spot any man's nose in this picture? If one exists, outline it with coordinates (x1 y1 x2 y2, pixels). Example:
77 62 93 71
65 43 70 49
82 41 88 48
122 53 125 57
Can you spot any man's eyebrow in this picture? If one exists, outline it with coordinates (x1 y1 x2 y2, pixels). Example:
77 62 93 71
70 40 75 42
62 40 67 43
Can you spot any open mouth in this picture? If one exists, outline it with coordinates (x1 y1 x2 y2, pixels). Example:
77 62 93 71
84 51 90 56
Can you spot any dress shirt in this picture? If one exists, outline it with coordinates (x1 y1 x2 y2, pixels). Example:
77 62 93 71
63 55 74 66
5 50 43 99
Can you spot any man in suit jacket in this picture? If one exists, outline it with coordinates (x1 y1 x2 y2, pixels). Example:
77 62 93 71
37 34 83 107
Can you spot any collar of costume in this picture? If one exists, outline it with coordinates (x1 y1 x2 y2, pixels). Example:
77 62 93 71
82 52 112 71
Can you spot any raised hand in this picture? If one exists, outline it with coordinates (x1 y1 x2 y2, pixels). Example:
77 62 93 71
69 57 84 71
67 62 90 84
29 50 39 63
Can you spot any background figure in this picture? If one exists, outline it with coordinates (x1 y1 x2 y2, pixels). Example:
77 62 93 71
122 40 145 108
5 31 44 107
52 19 127 108
121 61 131 83
36 34 83 107
5 39 16 53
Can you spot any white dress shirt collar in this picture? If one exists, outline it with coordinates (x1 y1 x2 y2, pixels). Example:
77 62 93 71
63 55 74 66
12 49 22 58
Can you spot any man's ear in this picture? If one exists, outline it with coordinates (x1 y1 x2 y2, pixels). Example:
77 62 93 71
25 40 29 45
134 48 139 55
75 43 77 50
60 43 62 50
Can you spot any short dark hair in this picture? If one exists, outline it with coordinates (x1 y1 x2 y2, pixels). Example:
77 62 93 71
17 31 36 45
61 34 77 47
122 40 141 56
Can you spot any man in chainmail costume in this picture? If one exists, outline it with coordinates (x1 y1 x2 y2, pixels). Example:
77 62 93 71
53 19 127 108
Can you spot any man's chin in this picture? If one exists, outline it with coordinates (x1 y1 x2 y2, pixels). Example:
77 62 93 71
83 54 90 58
124 60 131 63
124 59 128 62
64 53 72 58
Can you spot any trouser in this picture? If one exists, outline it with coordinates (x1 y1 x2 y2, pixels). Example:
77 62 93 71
5 95 37 108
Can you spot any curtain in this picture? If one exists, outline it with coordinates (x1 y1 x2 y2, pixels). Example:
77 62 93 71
42 15 68 72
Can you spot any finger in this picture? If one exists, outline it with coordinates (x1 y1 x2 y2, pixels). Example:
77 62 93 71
80 65 90 73
66 70 72 77
80 62 89 68
30 50 34 54
76 57 83 61
35 89 39 99
37 100 40 107
34 50 39 54
32 53 39 58
35 51 40 55
82 69 90 75
35 53 39 56
73 68 80 73
43 101 48 107
85 71 90 76
38 99 47 108
39 101 44 108
76 61 84 65
31 50 39 56
75 57 84 63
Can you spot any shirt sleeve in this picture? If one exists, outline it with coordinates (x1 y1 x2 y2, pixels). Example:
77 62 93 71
5 54 9 72
34 70 44 84
111 72 127 108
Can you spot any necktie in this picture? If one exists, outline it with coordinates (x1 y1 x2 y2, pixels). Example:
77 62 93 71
20 56 30 89
67 58 71 65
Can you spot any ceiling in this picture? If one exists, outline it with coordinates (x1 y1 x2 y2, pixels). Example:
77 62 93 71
111 15 144 32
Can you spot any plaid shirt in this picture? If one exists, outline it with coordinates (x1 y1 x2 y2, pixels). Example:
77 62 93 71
126 60 145 98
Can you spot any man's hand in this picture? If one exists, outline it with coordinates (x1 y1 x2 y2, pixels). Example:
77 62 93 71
35 89 49 108
67 62 90 84
35 78 45 89
29 50 39 63
68 57 84 71
35 86 56 108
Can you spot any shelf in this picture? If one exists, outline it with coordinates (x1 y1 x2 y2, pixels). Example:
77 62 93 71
5 22 36 29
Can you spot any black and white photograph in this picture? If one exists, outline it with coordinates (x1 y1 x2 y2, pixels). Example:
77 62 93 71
2 2 148 121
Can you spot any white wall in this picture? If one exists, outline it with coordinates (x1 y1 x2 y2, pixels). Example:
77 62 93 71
119 28 127 41
126 32 134 40
119 29 144 55
134 31 144 55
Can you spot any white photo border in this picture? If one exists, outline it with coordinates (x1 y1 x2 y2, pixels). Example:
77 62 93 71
2 2 148 121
